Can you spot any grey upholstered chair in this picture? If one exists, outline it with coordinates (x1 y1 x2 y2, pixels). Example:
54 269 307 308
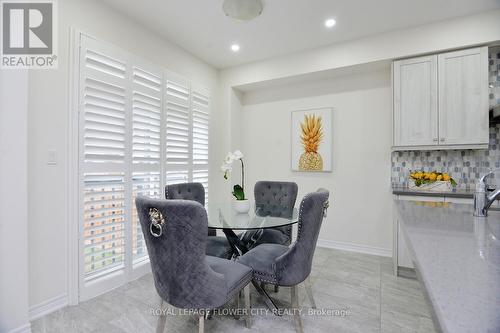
237 189 330 333
165 182 232 259
240 181 298 250
135 196 252 333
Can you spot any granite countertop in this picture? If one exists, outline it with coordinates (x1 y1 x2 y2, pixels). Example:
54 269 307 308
395 200 500 333
392 185 474 198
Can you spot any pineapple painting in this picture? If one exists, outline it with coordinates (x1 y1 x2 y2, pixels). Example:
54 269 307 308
299 114 323 171
292 108 332 172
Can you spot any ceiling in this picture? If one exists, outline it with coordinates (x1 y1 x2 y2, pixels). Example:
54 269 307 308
101 0 500 69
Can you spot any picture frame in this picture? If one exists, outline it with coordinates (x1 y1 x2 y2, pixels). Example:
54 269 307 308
291 108 333 172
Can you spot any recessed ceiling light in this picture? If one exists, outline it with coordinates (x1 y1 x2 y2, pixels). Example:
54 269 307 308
325 18 336 28
231 44 240 52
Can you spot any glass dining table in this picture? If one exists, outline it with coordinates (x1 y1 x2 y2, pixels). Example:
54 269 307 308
206 202 299 314
206 202 299 257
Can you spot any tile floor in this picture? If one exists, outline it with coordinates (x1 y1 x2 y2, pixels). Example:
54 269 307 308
31 248 438 333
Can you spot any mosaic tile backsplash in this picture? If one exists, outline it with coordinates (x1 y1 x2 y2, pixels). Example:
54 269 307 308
490 46 500 109
391 125 500 190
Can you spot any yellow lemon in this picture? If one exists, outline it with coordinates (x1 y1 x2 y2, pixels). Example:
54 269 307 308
429 174 437 181
436 175 443 181
443 174 450 181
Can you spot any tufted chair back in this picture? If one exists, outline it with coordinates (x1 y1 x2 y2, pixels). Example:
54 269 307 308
254 181 298 243
165 182 205 205
135 196 227 309
165 182 215 236
275 189 329 286
254 181 298 218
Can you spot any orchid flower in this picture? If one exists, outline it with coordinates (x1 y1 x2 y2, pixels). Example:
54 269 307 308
221 150 246 199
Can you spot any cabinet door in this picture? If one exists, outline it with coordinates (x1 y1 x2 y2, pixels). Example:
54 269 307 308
438 47 489 146
393 55 438 147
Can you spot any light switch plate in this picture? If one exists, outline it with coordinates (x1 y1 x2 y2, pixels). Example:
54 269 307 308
47 150 57 165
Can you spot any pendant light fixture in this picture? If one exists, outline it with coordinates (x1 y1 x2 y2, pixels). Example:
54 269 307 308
223 0 263 22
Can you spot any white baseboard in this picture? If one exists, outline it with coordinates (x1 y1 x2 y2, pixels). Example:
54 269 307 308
317 239 392 257
8 323 31 333
29 293 68 321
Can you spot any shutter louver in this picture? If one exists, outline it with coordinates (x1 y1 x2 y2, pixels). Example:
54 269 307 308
131 65 162 263
132 67 162 164
165 76 190 185
83 173 125 278
83 49 127 164
192 88 210 204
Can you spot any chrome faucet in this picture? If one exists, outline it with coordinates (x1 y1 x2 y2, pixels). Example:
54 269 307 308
474 171 500 217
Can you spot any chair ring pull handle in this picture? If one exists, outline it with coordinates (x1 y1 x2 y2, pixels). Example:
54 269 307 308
323 200 330 218
150 222 162 237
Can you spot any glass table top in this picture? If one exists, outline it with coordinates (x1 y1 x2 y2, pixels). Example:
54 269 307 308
206 202 299 230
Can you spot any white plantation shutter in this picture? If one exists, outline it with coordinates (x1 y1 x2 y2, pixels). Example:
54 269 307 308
132 67 162 164
192 87 210 204
83 52 126 163
77 34 210 300
165 74 191 185
80 36 129 291
131 64 162 263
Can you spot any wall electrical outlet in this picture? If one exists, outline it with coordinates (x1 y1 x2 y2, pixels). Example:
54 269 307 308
47 150 57 165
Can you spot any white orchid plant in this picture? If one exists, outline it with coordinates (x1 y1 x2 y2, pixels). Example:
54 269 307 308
221 150 246 200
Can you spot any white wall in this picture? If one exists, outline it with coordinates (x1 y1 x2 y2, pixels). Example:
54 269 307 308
27 0 218 312
0 71 30 332
240 70 393 254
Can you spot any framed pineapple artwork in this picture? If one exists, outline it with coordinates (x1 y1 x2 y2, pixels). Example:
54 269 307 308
291 108 333 172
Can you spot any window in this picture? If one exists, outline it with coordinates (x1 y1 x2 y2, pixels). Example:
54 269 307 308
192 87 210 204
77 34 210 300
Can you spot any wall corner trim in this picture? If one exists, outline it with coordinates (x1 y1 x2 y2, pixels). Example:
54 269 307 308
317 239 392 257
29 294 68 321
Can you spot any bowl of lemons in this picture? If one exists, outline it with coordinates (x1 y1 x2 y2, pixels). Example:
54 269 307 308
409 171 457 191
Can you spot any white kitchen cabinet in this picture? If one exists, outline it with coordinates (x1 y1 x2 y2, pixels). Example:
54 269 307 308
393 47 489 150
393 195 453 275
392 194 500 276
438 47 489 146
393 55 438 147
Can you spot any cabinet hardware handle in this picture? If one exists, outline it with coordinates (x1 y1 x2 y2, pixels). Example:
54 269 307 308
433 138 438 142
440 138 445 142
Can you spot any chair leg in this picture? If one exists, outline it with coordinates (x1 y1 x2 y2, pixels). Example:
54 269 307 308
205 309 213 320
262 282 279 293
304 276 317 309
243 284 252 328
252 280 280 315
156 298 167 333
234 291 241 320
198 314 205 333
291 285 303 333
